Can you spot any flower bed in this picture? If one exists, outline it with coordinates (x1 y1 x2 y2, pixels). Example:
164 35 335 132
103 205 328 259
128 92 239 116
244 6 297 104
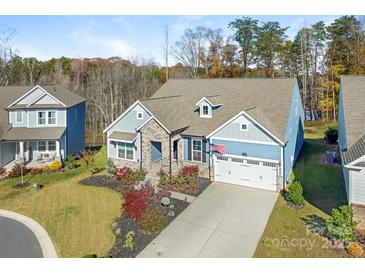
159 166 211 197
109 197 188 258
80 175 124 192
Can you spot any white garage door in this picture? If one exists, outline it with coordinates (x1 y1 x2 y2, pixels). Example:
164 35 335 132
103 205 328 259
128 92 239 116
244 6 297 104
214 155 278 191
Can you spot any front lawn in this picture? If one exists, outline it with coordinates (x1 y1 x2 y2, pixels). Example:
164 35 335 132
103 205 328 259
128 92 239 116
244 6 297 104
0 147 121 258
254 124 348 258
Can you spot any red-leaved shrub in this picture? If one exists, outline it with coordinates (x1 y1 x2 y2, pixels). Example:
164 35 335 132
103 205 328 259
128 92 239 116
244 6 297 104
115 167 133 181
123 190 151 221
7 163 28 178
30 167 43 176
0 166 6 175
179 165 199 178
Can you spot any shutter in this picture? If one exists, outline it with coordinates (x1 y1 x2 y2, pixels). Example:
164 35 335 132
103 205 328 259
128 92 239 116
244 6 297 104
202 139 207 163
187 137 192 161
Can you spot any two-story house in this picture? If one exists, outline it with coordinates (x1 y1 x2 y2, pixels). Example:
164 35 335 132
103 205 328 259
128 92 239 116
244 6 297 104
104 79 304 192
0 85 86 168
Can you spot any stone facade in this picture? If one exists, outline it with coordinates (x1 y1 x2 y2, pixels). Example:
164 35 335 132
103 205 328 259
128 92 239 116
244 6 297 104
140 119 171 184
110 157 139 170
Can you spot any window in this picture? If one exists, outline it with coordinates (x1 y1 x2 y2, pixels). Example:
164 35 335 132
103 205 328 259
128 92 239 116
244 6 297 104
38 141 46 152
48 111 56 125
48 140 56 151
202 105 209 115
16 111 23 123
38 111 46 125
117 142 134 160
192 139 202 162
240 123 248 131
151 141 162 161
137 111 143 120
173 140 178 160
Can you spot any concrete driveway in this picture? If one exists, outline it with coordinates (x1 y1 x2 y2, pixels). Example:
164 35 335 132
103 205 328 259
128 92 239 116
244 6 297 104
0 216 43 258
138 182 278 258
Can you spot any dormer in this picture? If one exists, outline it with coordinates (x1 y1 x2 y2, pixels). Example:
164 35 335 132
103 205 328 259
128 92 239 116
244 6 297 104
195 97 221 118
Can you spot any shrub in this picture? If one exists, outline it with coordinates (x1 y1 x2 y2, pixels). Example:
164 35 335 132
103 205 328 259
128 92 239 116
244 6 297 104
30 167 43 176
122 190 150 221
107 159 116 176
139 182 171 207
42 165 50 171
140 207 166 234
180 165 199 178
325 125 338 144
115 167 133 181
0 166 6 175
65 155 78 170
49 160 62 171
130 169 147 182
346 242 364 257
123 231 135 250
285 181 305 205
81 150 94 168
158 168 169 187
327 205 356 242
7 163 27 178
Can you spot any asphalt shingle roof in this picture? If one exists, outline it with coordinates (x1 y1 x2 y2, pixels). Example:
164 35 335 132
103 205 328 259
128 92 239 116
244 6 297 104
341 75 365 164
0 85 86 140
109 131 137 142
1 127 65 141
141 78 296 142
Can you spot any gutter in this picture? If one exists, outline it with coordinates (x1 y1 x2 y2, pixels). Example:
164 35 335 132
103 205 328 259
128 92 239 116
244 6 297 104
169 134 172 181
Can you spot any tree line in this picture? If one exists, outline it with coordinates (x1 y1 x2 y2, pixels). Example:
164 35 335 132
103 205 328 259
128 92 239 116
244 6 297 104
1 16 364 145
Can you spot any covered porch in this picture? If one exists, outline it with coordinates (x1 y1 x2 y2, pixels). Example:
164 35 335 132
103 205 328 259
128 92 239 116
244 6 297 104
1 127 65 169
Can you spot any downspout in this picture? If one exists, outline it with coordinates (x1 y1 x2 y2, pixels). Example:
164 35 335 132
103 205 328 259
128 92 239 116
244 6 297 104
206 138 211 182
139 131 143 171
169 134 172 181
282 143 287 191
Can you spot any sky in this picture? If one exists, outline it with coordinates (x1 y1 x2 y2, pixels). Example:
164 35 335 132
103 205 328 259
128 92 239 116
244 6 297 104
0 15 342 65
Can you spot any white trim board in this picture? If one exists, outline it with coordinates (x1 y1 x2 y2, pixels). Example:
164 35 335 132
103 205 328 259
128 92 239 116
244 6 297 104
210 137 279 146
8 85 66 108
345 154 365 168
207 110 285 146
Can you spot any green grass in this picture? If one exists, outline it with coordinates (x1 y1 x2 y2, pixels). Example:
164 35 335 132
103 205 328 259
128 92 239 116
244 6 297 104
0 147 120 258
254 124 348 258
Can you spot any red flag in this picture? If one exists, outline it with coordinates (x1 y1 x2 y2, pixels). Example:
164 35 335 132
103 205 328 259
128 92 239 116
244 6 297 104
211 144 226 154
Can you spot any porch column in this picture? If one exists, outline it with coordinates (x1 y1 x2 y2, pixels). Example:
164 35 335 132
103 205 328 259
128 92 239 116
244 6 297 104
56 140 60 158
19 141 24 161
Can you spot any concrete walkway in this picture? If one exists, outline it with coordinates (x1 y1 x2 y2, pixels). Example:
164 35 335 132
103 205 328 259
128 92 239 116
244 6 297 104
0 209 57 258
138 182 278 258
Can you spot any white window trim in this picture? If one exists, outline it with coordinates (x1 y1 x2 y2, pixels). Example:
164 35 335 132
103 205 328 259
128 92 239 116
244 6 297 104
15 111 23 123
36 110 57 126
191 138 203 163
240 123 248 132
137 111 144 120
37 140 57 152
200 104 212 118
116 141 135 162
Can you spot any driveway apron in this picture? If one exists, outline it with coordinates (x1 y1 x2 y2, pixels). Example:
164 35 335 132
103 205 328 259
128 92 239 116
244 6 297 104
138 182 278 258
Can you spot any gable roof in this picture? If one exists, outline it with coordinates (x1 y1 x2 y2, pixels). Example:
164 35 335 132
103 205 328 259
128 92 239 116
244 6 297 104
340 76 365 165
140 78 297 142
0 85 86 140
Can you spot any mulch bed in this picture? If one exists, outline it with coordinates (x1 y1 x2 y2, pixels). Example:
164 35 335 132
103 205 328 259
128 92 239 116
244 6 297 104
12 182 30 189
165 177 211 197
108 198 189 258
79 175 124 192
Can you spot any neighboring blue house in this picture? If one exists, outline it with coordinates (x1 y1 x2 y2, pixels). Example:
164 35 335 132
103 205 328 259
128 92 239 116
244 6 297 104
338 76 365 206
0 85 86 168
104 78 304 192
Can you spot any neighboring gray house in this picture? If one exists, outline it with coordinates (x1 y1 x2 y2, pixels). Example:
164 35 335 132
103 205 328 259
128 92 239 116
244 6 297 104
104 79 304 192
0 85 86 168
339 76 365 206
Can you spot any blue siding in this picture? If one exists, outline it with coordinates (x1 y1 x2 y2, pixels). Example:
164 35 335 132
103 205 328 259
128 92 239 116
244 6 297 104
284 81 305 180
211 138 281 161
151 141 162 161
338 85 347 151
66 102 86 156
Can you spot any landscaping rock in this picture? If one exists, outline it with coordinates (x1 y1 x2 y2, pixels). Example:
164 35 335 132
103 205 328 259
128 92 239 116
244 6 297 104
169 204 175 209
115 228 121 235
111 222 118 231
167 210 175 217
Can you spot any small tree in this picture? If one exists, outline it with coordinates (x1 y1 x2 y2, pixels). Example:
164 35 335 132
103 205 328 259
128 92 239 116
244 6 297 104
327 205 356 242
324 125 338 144
285 181 305 205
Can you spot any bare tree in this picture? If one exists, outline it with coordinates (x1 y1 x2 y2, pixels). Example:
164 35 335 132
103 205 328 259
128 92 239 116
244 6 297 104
0 25 16 86
174 26 208 78
162 24 170 82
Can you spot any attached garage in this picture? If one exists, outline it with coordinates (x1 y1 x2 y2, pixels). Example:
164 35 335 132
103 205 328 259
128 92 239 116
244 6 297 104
213 154 279 191
349 169 365 205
